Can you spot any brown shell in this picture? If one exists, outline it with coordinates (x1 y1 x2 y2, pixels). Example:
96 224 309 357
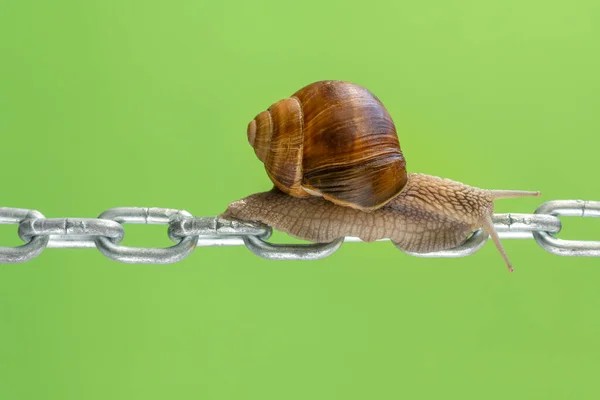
247 80 407 210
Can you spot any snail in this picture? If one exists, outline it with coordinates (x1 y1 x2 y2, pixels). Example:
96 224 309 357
222 80 540 272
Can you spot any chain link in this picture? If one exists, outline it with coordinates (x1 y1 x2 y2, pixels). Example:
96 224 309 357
533 200 600 257
0 208 48 263
0 200 597 264
94 208 198 264
19 218 125 248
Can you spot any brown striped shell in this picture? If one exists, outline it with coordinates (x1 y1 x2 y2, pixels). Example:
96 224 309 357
246 80 408 211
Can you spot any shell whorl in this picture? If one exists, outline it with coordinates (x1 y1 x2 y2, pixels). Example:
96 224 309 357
248 97 309 198
247 80 408 210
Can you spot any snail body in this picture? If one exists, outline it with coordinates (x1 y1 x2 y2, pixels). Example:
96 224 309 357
224 81 540 272
224 174 492 252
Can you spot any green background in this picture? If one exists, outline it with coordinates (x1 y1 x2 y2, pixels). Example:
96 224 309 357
1 0 599 399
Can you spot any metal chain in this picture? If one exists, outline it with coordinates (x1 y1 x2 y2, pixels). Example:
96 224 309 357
0 200 599 264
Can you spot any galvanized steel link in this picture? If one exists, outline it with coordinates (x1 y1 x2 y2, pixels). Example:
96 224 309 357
0 208 49 263
533 200 600 257
168 216 272 246
19 218 125 249
243 235 344 260
492 213 562 239
94 208 198 264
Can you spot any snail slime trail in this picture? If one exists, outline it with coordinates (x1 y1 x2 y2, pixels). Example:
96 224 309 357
224 80 540 272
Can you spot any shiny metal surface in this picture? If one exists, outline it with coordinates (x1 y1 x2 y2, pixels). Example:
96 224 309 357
533 200 600 257
19 218 125 248
0 208 49 263
492 213 562 238
168 216 272 245
94 208 199 264
243 235 344 260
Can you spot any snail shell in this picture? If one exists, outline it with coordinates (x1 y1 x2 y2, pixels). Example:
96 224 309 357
246 80 408 211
